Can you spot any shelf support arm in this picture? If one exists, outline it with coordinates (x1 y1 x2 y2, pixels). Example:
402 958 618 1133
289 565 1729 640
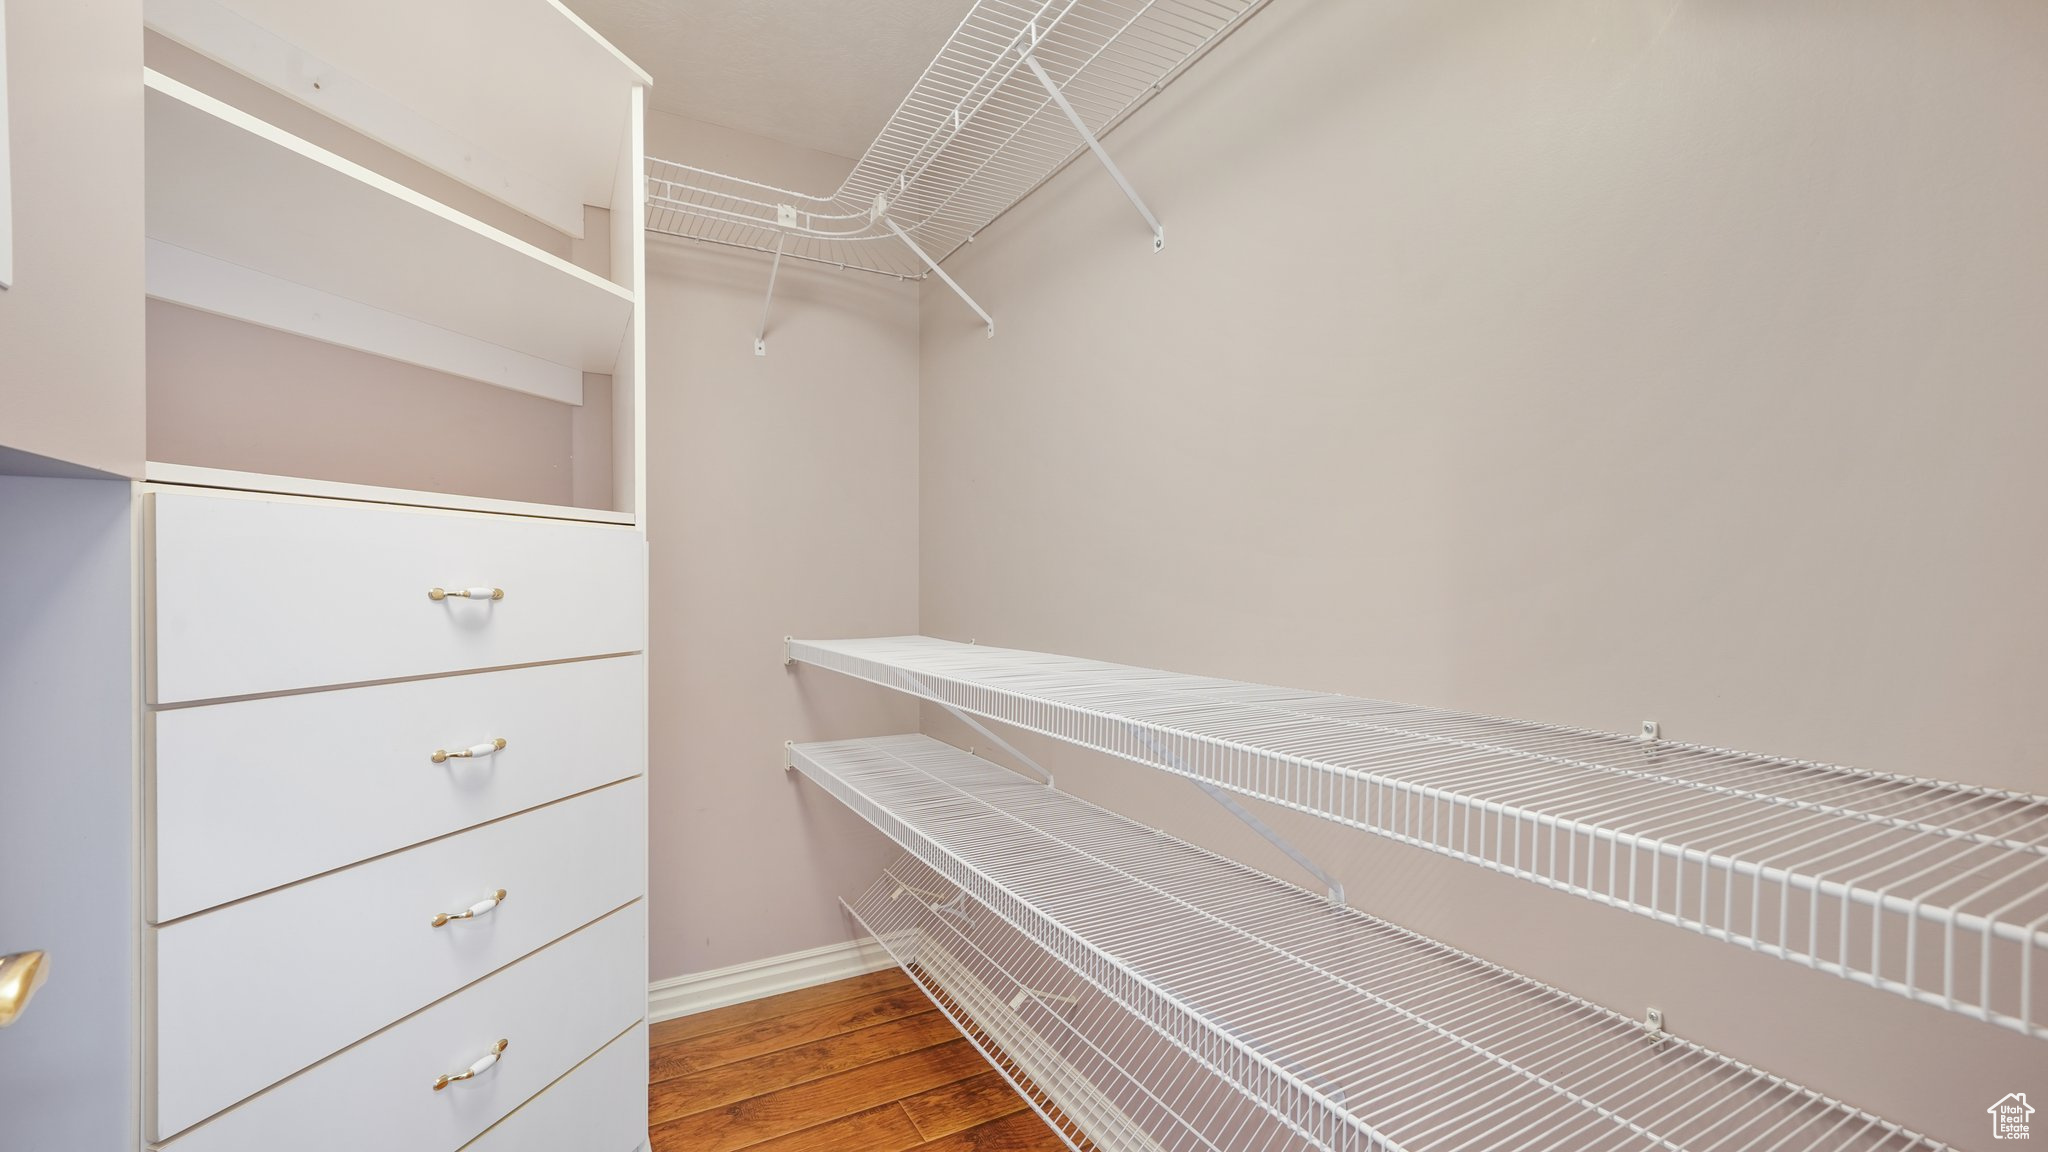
1128 725 1346 904
1194 780 1347 905
882 215 995 338
929 890 975 927
754 233 785 356
1008 985 1079 1011
892 670 1054 788
1021 52 1165 252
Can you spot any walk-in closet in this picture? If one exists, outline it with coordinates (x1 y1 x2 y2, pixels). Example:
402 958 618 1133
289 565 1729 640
2 2 2044 1150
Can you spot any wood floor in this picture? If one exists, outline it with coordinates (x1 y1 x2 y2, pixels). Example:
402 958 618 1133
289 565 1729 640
648 968 1068 1152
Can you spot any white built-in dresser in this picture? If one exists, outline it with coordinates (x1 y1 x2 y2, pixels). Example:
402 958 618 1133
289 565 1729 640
141 489 650 1151
0 2 653 1149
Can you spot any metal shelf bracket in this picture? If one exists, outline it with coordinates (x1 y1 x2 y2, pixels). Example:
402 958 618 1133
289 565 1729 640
881 212 995 338
1008 985 1080 1011
1022 49 1165 252
894 669 1053 788
755 231 786 356
1127 722 1344 903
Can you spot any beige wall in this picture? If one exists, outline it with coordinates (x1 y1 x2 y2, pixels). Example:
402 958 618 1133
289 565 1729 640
917 2 2048 1146
643 111 916 979
0 0 145 476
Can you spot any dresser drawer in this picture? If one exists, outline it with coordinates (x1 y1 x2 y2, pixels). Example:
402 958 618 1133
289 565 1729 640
151 780 646 1140
160 903 645 1152
152 654 646 921
460 1023 646 1152
148 491 647 704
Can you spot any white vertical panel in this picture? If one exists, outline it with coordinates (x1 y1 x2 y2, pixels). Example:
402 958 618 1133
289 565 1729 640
608 86 644 520
0 477 136 1151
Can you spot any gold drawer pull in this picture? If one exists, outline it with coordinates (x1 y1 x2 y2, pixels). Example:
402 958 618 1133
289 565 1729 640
431 889 507 928
431 738 507 764
0 951 50 1029
428 587 504 601
432 1039 508 1091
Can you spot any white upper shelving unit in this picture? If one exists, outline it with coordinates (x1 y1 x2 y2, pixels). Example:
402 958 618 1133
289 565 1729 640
645 0 1274 278
790 636 2048 1042
144 70 634 404
145 0 649 237
802 735 1938 1152
139 0 648 518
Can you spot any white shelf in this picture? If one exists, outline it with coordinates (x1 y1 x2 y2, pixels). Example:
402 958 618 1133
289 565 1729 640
849 860 1264 1152
145 0 648 236
798 735 1936 1152
143 462 636 526
144 70 634 390
645 0 1274 278
790 637 2048 1041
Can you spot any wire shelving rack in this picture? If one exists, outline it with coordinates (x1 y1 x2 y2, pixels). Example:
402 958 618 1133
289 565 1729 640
798 734 1940 1152
644 0 1271 297
849 859 1298 1152
788 636 2048 1041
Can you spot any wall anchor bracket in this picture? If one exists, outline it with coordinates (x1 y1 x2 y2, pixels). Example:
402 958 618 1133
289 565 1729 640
882 214 995 338
1022 51 1165 252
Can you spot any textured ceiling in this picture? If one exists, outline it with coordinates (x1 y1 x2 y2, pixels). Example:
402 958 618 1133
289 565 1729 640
563 0 978 161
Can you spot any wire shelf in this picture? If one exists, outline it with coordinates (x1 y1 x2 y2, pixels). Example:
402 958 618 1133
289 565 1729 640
797 734 1940 1152
644 0 1271 276
849 859 1305 1152
789 637 2048 1041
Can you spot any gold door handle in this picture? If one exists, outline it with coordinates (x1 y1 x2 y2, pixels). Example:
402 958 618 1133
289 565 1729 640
431 890 507 928
432 1039 508 1091
0 951 50 1028
431 738 507 764
428 587 504 601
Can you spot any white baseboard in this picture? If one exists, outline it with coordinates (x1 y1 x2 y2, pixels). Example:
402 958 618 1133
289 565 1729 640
647 937 898 1023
